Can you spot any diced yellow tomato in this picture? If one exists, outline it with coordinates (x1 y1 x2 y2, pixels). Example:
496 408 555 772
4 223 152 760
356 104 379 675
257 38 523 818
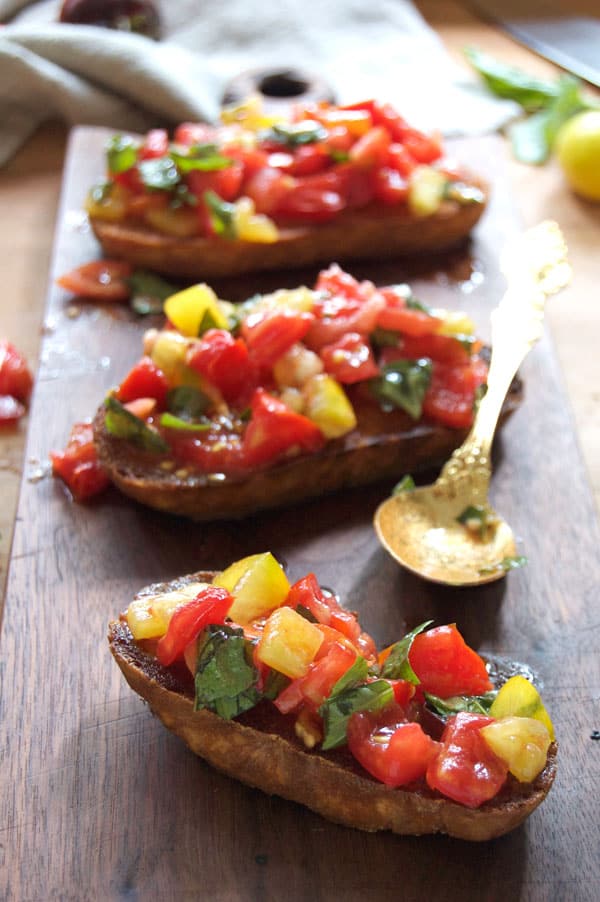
489 675 555 740
150 331 201 388
213 552 290 624
256 606 324 679
126 582 210 639
408 166 447 216
144 205 199 238
232 197 279 243
220 93 284 132
163 284 229 337
480 716 551 783
85 182 130 221
303 373 357 439
273 344 323 388
249 287 316 318
319 109 373 136
435 310 476 337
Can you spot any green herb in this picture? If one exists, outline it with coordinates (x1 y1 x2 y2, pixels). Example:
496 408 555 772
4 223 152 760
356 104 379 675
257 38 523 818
370 358 432 419
295 604 319 623
380 621 433 683
478 556 528 576
166 385 210 419
197 307 223 337
406 295 432 315
271 120 328 147
138 156 180 191
328 148 350 163
159 412 211 432
392 474 415 494
106 134 139 174
457 504 499 540
464 47 559 112
104 396 169 453
204 190 236 238
370 328 400 348
262 668 290 701
425 690 497 717
127 269 178 316
171 144 234 173
509 75 588 164
194 624 261 719
320 676 394 750
169 183 198 209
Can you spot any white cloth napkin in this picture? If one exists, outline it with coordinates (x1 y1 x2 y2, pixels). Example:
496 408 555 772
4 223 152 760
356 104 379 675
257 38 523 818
0 0 519 167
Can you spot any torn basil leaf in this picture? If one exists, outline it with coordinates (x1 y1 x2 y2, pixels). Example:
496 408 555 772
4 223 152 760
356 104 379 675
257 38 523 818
106 134 139 174
104 396 169 453
380 620 433 683
464 47 559 112
194 624 261 719
371 328 400 348
128 269 178 316
425 690 497 717
171 144 233 173
509 75 587 164
166 385 210 419
271 120 328 147
138 156 180 191
392 474 415 494
204 190 236 238
370 358 432 419
159 412 211 432
406 295 432 315
319 677 394 750
479 556 528 576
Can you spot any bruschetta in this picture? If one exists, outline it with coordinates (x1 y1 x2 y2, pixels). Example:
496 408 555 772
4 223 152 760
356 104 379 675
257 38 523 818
108 554 557 841
58 265 523 518
86 97 487 280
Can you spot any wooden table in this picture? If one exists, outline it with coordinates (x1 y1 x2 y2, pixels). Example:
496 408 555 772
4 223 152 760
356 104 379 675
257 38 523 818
0 3 599 899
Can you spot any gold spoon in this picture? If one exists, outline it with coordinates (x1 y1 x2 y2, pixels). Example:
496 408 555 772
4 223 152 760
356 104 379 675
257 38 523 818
374 220 571 586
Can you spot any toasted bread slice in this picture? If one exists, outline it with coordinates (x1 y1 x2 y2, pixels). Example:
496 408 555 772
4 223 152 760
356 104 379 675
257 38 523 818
108 572 557 841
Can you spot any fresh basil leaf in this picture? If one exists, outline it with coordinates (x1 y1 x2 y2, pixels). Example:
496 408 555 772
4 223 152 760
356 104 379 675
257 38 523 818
204 190 236 238
295 604 319 624
104 396 169 453
392 474 415 494
169 183 198 209
425 690 497 717
370 358 432 419
319 679 394 750
197 307 223 337
381 620 433 683
478 556 528 576
271 120 328 147
262 668 290 701
166 385 210 419
370 328 400 348
464 47 558 112
330 656 370 696
128 269 178 316
406 295 432 315
194 624 261 719
171 145 233 173
329 148 350 163
509 75 587 164
106 134 139 174
139 156 180 191
160 412 211 432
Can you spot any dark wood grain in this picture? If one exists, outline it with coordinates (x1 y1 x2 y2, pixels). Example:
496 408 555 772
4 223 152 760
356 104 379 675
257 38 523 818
0 128 598 901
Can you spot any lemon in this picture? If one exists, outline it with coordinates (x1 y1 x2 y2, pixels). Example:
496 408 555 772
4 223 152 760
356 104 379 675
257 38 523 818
555 111 600 201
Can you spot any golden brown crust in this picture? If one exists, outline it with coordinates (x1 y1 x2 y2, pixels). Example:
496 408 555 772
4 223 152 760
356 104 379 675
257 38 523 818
93 375 522 520
90 181 488 280
108 582 557 841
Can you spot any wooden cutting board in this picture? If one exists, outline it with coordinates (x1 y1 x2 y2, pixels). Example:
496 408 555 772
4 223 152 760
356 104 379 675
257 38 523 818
0 128 598 901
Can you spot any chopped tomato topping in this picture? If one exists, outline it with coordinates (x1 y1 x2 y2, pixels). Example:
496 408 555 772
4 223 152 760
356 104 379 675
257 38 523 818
56 260 133 302
187 329 256 403
242 388 324 468
320 332 380 384
0 340 33 404
51 422 110 501
408 624 493 699
156 586 234 666
242 310 315 368
116 356 169 408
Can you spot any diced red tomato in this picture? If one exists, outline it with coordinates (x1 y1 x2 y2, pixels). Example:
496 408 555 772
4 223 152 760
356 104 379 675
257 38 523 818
275 640 357 714
241 310 315 368
113 167 144 194
156 586 234 666
422 358 488 429
372 167 409 205
408 624 493 699
377 288 442 336
0 340 33 403
116 356 169 408
274 171 346 222
242 388 324 468
186 161 244 203
320 332 379 384
335 163 376 208
139 129 169 159
389 679 416 707
56 260 133 303
244 166 295 214
166 431 245 475
306 266 385 349
187 329 256 403
401 128 443 164
288 144 332 177
51 422 110 501
349 126 391 169
173 122 218 146
426 713 508 807
393 332 475 366
285 575 363 646
387 143 418 177
0 395 26 424
226 146 270 181
348 704 440 787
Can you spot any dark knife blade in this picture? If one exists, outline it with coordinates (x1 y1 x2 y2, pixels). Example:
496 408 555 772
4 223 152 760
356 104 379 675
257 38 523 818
467 1 600 89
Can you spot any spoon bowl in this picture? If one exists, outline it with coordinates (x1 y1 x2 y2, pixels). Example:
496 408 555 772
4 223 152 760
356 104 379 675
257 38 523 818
374 221 570 586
